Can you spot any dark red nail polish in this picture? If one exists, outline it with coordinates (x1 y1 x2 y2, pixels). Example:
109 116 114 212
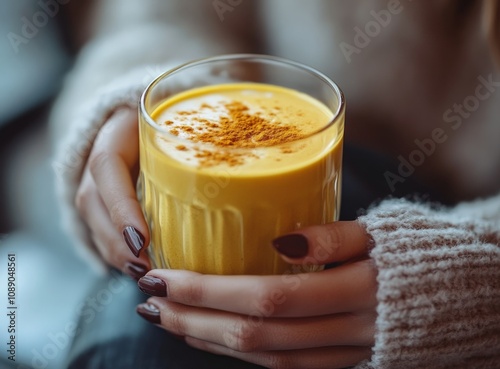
272 234 309 258
137 303 161 324
125 262 149 281
138 275 167 297
123 227 145 257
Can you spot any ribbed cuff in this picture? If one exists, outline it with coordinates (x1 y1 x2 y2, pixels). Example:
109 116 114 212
357 198 500 369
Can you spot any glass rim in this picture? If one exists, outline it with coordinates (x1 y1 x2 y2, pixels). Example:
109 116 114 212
139 53 345 148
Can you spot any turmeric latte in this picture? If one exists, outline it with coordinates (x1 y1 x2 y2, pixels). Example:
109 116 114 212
139 83 343 275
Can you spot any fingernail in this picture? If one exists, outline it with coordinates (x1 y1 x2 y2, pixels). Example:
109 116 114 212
123 226 145 257
125 262 149 281
272 234 309 258
137 303 161 324
138 275 167 297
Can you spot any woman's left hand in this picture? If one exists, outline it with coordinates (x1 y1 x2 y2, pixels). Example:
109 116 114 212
136 220 377 369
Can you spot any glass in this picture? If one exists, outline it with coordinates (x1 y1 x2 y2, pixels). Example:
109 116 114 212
139 54 345 275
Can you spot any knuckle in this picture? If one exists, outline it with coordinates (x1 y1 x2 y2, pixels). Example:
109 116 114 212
253 287 283 317
226 317 261 352
164 306 186 335
182 276 205 305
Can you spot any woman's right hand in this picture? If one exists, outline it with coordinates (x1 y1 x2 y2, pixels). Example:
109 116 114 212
75 107 151 279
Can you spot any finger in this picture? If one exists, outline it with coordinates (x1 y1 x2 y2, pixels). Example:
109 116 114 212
77 169 151 277
147 298 375 350
145 261 377 316
88 108 149 257
185 339 371 369
272 220 371 264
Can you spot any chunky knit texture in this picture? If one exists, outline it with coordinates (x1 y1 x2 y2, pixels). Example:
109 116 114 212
357 198 500 369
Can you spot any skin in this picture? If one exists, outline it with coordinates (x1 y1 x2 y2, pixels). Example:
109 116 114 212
75 107 378 369
75 107 151 273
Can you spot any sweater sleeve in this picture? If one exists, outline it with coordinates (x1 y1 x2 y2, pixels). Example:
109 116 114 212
355 195 500 369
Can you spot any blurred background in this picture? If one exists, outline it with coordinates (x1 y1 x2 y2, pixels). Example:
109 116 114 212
0 1 97 368
2 1 497 368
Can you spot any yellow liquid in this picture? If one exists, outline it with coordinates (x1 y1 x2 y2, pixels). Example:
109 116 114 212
139 83 344 275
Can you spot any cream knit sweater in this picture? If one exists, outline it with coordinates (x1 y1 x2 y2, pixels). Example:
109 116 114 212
359 198 500 368
51 1 500 367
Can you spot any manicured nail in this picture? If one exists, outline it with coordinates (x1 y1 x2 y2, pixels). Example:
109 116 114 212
125 262 149 281
137 303 161 324
138 275 167 297
272 234 309 258
123 226 145 257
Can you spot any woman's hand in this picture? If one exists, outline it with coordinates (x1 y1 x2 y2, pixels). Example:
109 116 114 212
75 107 151 279
136 221 377 369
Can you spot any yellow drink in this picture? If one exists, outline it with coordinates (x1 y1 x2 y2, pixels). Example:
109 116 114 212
139 55 345 275
139 82 344 275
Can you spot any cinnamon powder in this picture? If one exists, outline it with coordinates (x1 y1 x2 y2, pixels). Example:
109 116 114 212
164 100 306 167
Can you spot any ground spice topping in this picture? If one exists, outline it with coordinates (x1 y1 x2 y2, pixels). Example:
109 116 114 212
163 100 307 167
